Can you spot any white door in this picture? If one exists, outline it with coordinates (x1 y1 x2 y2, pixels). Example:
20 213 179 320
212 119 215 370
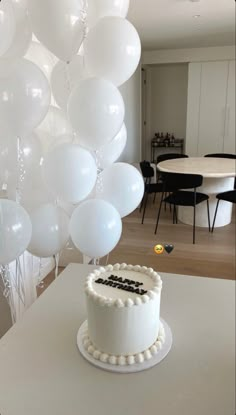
223 60 235 154
197 61 229 156
141 67 147 160
186 63 202 156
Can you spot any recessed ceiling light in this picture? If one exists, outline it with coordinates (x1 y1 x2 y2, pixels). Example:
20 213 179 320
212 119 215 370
193 14 201 18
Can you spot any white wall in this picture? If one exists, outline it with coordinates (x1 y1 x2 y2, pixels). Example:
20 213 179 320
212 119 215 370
119 66 142 164
115 46 235 164
145 64 188 160
0 293 12 338
142 45 235 65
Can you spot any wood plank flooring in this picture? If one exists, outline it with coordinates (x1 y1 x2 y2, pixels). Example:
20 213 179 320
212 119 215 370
109 202 235 280
38 201 235 296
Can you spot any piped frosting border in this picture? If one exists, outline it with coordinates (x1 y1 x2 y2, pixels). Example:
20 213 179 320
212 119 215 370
85 263 163 308
82 322 166 366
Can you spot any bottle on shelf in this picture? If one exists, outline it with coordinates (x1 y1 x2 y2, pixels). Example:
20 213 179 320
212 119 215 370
164 133 170 147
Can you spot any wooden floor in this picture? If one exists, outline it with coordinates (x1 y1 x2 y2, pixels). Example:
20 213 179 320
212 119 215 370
38 200 235 296
109 202 235 280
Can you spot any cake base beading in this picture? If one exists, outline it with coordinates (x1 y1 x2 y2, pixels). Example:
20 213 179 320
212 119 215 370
77 319 172 374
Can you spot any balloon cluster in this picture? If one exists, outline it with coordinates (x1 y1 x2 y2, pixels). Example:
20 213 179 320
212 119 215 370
0 0 144 264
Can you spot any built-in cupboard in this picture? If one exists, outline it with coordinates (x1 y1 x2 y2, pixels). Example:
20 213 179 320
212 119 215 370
186 60 235 156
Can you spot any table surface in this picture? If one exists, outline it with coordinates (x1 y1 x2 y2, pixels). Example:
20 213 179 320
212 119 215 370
157 157 236 178
0 264 235 415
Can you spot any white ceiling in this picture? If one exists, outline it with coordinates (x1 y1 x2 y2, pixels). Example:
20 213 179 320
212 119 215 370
127 0 235 50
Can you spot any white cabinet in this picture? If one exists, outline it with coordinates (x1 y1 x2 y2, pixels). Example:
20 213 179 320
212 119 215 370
186 60 235 156
224 60 235 153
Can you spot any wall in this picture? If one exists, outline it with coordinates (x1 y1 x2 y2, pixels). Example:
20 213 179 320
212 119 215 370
141 46 235 160
114 46 235 164
0 293 12 339
142 45 235 65
145 64 188 160
118 65 142 164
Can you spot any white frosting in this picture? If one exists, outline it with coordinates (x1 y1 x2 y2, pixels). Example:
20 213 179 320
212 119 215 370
82 322 166 366
85 264 163 356
85 263 162 308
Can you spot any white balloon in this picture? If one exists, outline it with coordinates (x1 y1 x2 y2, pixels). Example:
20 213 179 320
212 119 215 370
3 0 32 58
25 41 58 81
20 165 54 213
88 0 130 27
37 106 73 153
97 163 144 218
21 133 43 174
0 199 32 265
68 78 125 150
45 133 78 154
0 136 17 191
42 143 97 204
37 106 72 137
51 55 87 110
28 0 85 62
97 123 127 169
0 0 15 57
84 17 141 87
5 133 44 208
28 203 70 258
0 58 51 137
70 199 122 258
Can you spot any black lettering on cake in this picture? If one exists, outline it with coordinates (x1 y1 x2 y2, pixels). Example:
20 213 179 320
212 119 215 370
95 275 147 295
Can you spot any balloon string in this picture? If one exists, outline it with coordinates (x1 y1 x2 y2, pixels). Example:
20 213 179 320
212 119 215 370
15 257 26 306
65 62 71 93
0 265 17 324
105 254 110 266
16 136 25 204
94 151 103 197
81 0 88 29
37 258 44 289
54 253 60 278
0 265 11 300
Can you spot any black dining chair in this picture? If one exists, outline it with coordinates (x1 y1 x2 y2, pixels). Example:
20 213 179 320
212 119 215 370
141 181 164 224
211 190 236 232
204 153 236 189
139 161 164 223
154 172 210 244
204 153 236 160
139 161 155 213
155 153 189 207
156 153 189 182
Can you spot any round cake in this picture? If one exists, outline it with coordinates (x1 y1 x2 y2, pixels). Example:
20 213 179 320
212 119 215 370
83 263 165 366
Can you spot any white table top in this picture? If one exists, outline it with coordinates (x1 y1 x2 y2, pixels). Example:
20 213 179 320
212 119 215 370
158 157 236 178
0 264 235 415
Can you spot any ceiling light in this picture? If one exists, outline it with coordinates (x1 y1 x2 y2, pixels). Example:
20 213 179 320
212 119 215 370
193 14 201 18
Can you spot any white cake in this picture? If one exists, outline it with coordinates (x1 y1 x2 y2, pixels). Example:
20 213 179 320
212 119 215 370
83 264 165 366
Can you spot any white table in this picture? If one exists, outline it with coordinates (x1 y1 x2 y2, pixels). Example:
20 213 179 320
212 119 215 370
157 157 236 227
0 263 235 415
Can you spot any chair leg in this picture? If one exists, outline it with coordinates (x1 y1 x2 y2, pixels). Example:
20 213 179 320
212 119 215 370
211 200 220 233
141 192 149 224
155 193 164 234
206 200 210 232
174 205 178 224
153 192 157 204
139 196 144 212
172 204 175 224
193 205 196 244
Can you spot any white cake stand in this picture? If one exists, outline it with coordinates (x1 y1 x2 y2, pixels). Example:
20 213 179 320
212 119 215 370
77 319 172 374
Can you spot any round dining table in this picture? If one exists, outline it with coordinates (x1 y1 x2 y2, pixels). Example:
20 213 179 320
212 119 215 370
157 157 236 228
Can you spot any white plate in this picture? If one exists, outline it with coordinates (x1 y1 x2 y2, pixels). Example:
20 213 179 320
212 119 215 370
77 319 172 374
